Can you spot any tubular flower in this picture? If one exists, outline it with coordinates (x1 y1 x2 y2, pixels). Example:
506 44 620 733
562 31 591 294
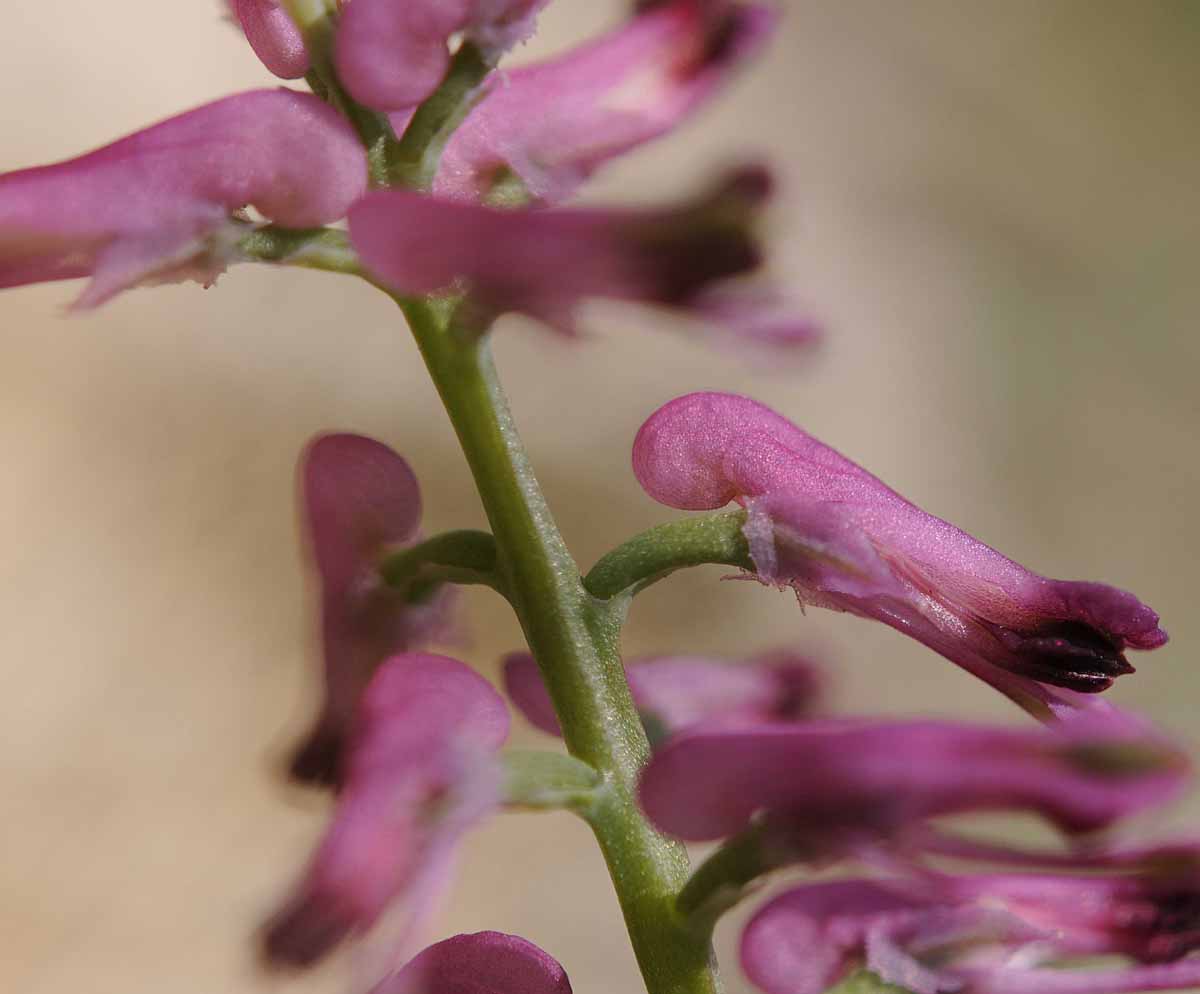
290 433 456 787
0 89 366 308
230 0 309 78
503 648 822 742
741 870 1200 994
351 166 814 349
638 717 1188 844
335 0 550 113
436 0 778 204
376 931 573 994
262 653 511 969
632 392 1167 719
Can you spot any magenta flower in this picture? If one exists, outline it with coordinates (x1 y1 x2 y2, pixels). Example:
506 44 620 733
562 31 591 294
0 89 366 308
376 931 572 994
638 717 1187 843
290 432 456 787
436 0 778 204
262 653 510 968
741 871 1200 994
336 0 549 113
351 166 813 349
503 648 822 741
230 0 309 78
632 392 1167 718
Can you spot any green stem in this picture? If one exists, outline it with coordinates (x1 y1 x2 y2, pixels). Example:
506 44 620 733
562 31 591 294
378 529 505 597
400 297 722 994
390 43 493 189
584 511 753 600
237 225 364 277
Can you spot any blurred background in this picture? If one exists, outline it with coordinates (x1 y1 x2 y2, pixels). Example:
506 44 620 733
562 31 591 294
2 2 1198 992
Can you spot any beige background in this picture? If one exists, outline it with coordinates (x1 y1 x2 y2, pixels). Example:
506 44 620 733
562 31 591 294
2 2 1199 992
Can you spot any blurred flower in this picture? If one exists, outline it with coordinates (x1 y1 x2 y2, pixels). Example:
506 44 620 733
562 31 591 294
632 392 1167 719
336 0 550 113
229 0 310 78
376 930 573 994
638 716 1187 844
0 89 365 307
503 648 822 742
262 653 510 968
351 166 814 350
290 433 457 787
436 0 778 204
742 869 1200 994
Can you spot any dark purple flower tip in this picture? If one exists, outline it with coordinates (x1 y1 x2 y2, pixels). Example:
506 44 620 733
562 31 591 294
638 717 1187 844
263 653 510 970
292 433 458 787
230 0 310 78
0 89 366 307
436 0 778 205
631 392 1167 715
376 931 573 994
336 0 550 114
502 648 824 741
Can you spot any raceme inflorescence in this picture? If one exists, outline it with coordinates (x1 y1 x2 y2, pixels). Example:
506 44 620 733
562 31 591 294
2 3 1192 993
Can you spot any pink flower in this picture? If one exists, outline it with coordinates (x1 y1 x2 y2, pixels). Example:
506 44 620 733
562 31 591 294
503 648 822 741
632 392 1167 718
262 653 510 968
436 0 778 204
0 89 366 307
290 433 456 787
376 931 572 994
742 871 1200 994
351 166 814 349
638 717 1187 843
336 0 550 113
230 0 309 78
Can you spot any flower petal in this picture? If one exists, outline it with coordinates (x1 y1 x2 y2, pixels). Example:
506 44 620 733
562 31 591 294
436 0 777 203
378 931 572 994
232 0 310 78
263 653 509 968
502 649 823 740
291 433 457 787
336 0 548 113
638 718 1186 842
0 89 366 306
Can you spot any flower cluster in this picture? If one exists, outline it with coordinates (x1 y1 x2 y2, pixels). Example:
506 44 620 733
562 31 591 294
2 3 1187 994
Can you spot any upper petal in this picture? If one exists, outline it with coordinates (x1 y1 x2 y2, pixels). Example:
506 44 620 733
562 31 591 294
378 931 572 994
436 0 777 203
232 0 310 78
0 89 366 306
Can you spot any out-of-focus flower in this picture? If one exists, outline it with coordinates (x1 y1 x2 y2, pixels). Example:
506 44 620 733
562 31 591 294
336 0 550 113
290 433 456 787
375 931 573 994
0 89 366 307
632 392 1167 719
230 0 310 78
351 166 814 350
741 869 1200 994
262 653 510 968
436 0 778 204
503 648 822 741
638 717 1187 843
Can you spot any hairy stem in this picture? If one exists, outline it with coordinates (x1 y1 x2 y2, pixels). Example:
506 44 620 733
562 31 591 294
585 510 753 600
400 297 722 994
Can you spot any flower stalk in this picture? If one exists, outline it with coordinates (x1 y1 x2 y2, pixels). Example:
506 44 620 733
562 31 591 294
398 296 723 994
